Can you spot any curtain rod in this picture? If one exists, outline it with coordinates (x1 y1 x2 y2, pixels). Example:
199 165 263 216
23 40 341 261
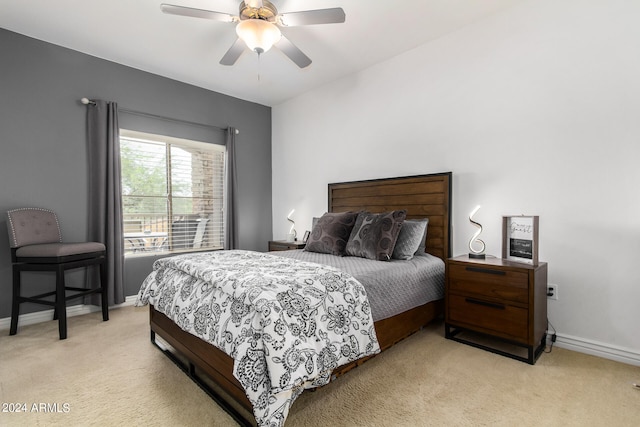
80 97 239 135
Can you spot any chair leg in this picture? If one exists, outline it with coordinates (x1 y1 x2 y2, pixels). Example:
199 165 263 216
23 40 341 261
99 261 109 322
10 265 21 335
56 265 67 340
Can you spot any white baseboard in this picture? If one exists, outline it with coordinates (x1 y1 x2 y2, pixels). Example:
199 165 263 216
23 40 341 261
555 333 640 367
0 295 138 331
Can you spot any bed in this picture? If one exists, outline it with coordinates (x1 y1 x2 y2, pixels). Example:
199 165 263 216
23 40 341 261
137 172 452 426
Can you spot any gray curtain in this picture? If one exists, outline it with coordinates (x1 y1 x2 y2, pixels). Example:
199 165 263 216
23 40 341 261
87 100 125 305
224 127 238 249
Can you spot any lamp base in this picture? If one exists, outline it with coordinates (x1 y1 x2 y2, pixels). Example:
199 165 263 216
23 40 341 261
469 253 486 259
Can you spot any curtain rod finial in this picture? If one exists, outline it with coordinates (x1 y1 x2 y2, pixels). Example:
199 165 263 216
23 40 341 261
81 97 95 105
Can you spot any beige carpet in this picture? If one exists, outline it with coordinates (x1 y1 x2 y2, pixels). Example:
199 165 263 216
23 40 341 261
1 306 638 427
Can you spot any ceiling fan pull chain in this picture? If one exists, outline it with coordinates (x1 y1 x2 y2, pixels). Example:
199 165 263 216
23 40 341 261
257 51 261 82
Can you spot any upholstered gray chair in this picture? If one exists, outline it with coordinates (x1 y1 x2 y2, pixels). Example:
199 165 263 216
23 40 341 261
6 208 109 339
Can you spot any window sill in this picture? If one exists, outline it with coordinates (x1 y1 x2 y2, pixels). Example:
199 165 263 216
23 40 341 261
124 247 223 258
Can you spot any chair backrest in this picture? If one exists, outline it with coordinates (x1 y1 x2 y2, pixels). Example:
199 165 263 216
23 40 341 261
192 218 210 249
6 208 62 248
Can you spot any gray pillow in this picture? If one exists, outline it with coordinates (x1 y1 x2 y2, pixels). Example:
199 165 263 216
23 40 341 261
392 218 429 260
312 216 320 231
345 210 407 261
304 211 359 256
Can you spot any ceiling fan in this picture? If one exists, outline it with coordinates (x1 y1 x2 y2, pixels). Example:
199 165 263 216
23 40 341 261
160 0 346 68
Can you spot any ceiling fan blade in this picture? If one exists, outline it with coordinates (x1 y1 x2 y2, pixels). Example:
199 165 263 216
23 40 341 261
278 8 345 27
275 36 312 68
160 3 235 22
220 38 246 66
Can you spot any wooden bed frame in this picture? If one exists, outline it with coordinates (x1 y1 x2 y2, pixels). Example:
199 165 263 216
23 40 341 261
148 172 452 426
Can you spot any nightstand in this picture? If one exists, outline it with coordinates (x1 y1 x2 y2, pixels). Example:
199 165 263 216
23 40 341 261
268 240 306 251
445 255 548 364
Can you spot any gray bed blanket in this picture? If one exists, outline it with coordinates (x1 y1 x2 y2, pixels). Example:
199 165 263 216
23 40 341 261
273 250 445 321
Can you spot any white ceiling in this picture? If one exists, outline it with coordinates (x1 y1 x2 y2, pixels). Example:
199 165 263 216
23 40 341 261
0 0 524 106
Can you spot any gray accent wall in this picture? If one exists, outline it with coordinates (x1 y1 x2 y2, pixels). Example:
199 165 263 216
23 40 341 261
0 28 272 318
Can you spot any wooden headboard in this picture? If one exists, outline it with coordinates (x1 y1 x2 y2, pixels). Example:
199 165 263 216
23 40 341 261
328 172 452 261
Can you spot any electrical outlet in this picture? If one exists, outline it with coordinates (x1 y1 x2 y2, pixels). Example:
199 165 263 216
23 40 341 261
547 284 558 300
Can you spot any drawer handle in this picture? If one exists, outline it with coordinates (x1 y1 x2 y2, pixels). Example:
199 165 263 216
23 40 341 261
465 298 505 310
465 266 506 276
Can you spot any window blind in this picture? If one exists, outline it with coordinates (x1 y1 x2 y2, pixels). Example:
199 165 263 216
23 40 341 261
120 129 225 255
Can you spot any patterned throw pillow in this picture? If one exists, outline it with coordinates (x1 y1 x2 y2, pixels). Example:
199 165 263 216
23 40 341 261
304 211 359 256
345 210 407 261
392 218 429 260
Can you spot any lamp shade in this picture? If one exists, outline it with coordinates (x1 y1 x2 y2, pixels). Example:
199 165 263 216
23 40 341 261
236 19 282 54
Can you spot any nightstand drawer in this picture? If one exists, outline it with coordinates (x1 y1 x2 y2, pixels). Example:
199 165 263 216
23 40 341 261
447 294 528 341
268 240 306 251
448 263 529 304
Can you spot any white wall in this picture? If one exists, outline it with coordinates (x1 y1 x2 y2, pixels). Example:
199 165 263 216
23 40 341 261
272 0 640 364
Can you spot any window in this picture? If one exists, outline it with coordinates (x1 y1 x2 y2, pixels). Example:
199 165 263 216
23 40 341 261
119 129 225 255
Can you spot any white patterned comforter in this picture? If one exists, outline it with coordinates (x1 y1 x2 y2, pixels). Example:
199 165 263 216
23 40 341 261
135 250 380 427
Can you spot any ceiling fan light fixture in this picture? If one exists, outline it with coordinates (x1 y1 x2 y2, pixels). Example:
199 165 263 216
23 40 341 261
236 19 281 54
162 1 346 68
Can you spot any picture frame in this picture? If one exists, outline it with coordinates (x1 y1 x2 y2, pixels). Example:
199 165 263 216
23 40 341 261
502 215 539 265
302 230 310 243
